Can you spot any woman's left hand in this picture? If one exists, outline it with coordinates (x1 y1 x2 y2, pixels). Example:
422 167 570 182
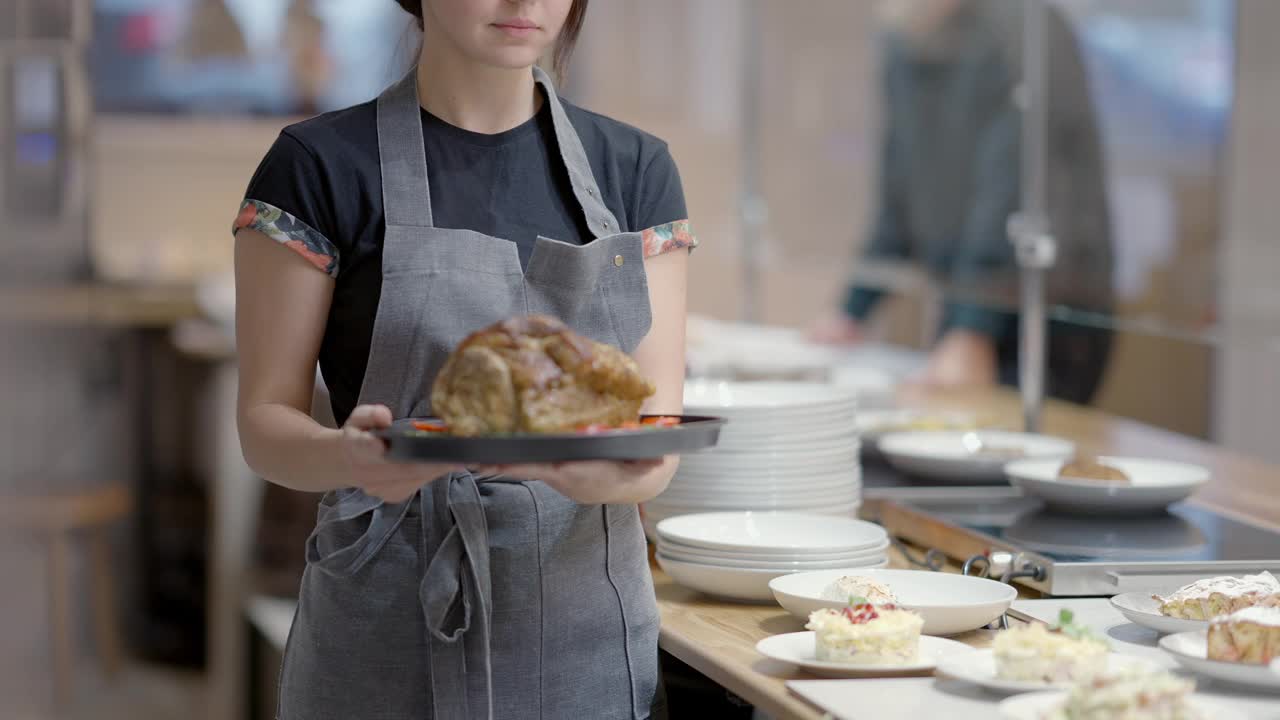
475 458 674 505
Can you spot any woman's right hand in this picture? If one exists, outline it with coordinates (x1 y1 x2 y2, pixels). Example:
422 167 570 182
340 404 463 503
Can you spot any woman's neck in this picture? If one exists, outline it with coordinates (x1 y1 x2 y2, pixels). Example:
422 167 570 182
416 40 541 135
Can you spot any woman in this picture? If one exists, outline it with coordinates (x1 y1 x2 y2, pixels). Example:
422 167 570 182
811 0 1113 405
232 1 692 717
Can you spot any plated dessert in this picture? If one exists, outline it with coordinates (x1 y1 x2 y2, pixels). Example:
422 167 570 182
1057 456 1130 483
818 575 899 605
1206 605 1280 664
805 599 924 665
1039 669 1203 720
1154 571 1280 621
993 610 1109 684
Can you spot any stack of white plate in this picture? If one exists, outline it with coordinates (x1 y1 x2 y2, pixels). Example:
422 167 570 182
643 381 861 537
654 512 890 602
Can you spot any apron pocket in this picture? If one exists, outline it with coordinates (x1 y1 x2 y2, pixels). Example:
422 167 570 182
305 489 411 578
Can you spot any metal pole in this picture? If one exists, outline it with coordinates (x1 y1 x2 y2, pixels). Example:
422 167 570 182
1009 0 1056 432
739 0 764 324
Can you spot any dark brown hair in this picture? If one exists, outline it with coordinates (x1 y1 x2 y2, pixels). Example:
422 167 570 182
394 0 589 78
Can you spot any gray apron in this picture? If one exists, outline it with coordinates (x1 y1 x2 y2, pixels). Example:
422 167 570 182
276 67 662 720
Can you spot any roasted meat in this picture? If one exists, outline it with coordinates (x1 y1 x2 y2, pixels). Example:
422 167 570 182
431 315 656 436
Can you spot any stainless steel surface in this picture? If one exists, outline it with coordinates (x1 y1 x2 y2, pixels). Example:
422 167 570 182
884 497 1280 597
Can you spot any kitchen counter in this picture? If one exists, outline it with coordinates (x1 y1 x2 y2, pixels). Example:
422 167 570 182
653 387 1280 720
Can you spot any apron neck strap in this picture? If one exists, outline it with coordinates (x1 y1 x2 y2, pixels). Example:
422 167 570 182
376 66 622 237
377 70 434 228
532 66 620 239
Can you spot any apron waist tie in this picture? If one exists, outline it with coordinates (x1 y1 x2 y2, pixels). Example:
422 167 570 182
419 472 495 720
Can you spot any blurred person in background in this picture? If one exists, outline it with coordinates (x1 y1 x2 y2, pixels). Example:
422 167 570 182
232 0 693 717
810 0 1114 405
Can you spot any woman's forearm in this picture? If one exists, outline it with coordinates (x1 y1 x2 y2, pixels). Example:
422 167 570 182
615 456 680 505
239 402 351 493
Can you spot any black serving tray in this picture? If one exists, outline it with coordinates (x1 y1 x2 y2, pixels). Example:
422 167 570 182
378 415 726 464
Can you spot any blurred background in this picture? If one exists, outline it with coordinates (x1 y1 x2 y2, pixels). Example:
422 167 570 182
0 0 1277 718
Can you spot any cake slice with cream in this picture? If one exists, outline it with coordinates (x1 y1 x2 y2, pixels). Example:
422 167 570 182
1154 571 1280 621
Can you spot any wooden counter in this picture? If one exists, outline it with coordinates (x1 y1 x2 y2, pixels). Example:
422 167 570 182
652 388 1280 720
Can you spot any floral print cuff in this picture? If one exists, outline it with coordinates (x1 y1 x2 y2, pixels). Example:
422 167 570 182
233 199 339 277
641 219 697 259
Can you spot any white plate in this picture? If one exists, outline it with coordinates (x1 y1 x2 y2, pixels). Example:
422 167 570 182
755 632 970 677
769 569 1017 636
937 649 1165 695
665 472 859 492
1160 631 1280 690
999 690 1238 720
655 512 887 554
657 542 888 570
879 431 1075 483
659 484 860 503
1109 592 1208 635
685 381 858 414
646 501 862 520
1006 457 1209 514
657 555 888 602
672 467 861 486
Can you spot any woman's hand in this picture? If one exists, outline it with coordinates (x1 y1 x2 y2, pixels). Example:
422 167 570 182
476 457 675 505
911 329 998 391
341 404 463 503
807 312 866 346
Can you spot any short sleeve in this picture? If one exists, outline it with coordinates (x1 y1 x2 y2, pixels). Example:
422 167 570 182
232 132 341 277
634 146 698 258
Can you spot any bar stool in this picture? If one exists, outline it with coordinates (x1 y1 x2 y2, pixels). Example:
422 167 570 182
0 482 132 707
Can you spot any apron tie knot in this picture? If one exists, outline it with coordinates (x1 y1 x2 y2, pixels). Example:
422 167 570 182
419 472 494 720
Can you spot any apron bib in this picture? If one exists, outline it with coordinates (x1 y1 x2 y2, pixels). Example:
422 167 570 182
275 68 661 720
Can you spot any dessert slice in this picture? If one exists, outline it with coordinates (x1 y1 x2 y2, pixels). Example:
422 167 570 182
819 575 898 605
1206 605 1280 664
994 609 1109 683
1154 571 1280 620
1046 669 1200 720
806 600 923 665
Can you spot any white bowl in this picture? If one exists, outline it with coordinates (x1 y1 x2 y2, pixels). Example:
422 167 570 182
680 451 859 474
768 568 1017 636
693 439 862 458
657 540 889 569
879 431 1075 483
657 553 889 602
649 492 860 511
674 464 860 481
656 512 885 553
1006 457 1209 514
657 535 890 561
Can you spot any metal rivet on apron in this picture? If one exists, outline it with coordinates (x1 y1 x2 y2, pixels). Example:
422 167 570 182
586 187 595 197
614 255 625 267
602 219 610 230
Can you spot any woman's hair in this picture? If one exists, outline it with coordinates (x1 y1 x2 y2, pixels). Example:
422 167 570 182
394 0 589 78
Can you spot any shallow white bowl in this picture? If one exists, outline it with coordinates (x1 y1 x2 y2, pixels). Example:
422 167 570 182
878 431 1075 483
756 632 970 678
655 512 886 554
656 541 888 570
769 568 1017 636
1159 631 1280 690
1006 457 1209 514
649 492 860 511
657 535 889 562
657 553 888 603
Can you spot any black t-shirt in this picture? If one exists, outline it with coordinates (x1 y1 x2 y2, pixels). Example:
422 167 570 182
238 92 688 425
